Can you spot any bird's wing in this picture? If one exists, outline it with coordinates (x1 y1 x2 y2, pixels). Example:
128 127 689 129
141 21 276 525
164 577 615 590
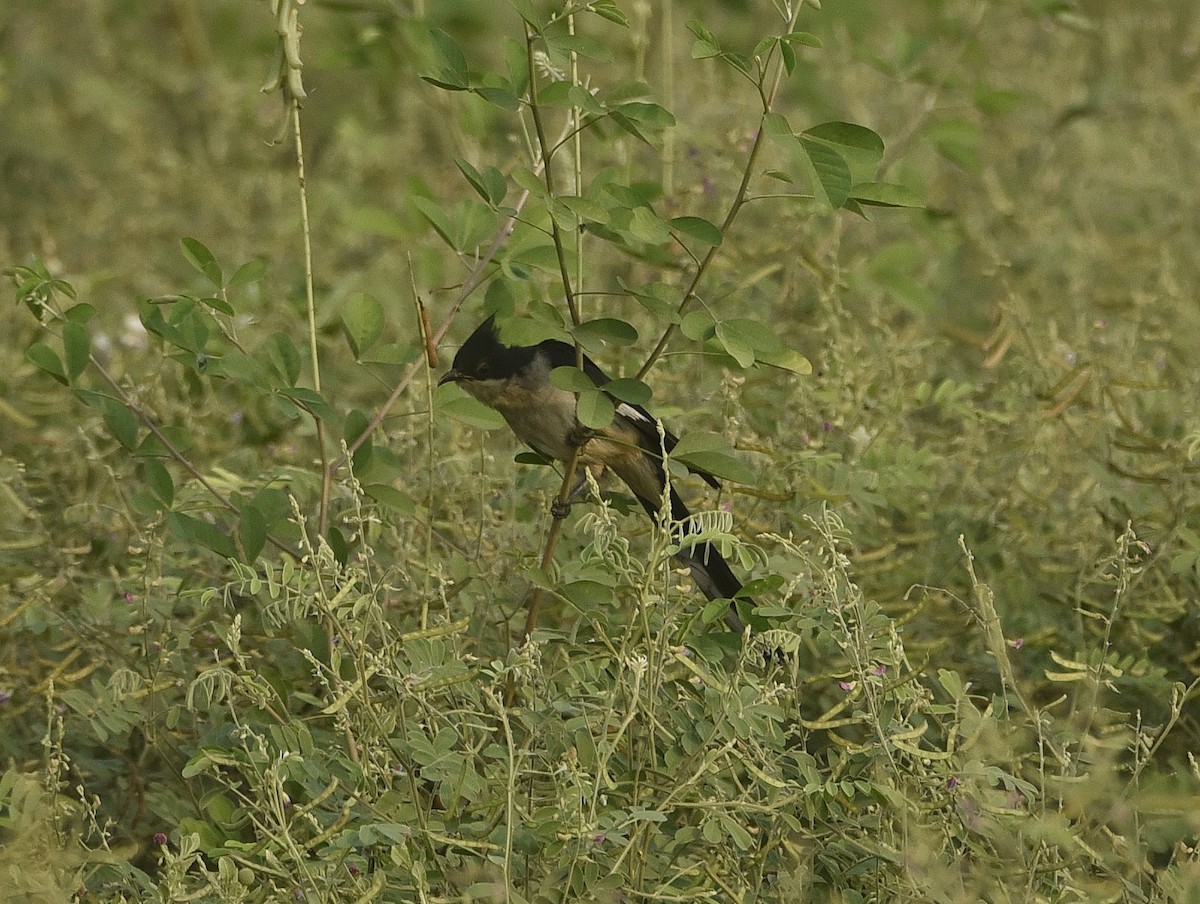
540 340 721 490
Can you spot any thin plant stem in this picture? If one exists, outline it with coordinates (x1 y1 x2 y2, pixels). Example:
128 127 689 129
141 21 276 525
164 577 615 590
520 19 588 640
287 99 333 537
636 7 802 380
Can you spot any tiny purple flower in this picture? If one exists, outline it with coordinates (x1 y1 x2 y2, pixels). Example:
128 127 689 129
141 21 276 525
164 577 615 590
947 777 959 791
153 832 168 847
1009 638 1024 651
839 681 854 692
872 664 887 677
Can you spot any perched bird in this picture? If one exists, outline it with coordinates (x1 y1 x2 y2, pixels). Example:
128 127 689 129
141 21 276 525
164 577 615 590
439 315 749 632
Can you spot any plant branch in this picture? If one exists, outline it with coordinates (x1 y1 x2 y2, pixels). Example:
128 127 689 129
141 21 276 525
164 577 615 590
636 9 801 380
519 19 589 640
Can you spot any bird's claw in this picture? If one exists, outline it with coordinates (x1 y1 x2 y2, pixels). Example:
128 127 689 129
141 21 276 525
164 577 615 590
567 424 595 448
550 499 572 519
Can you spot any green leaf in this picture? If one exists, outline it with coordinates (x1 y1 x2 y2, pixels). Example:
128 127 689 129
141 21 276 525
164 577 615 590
199 295 234 317
362 484 415 514
568 84 605 117
550 366 596 393
279 387 337 423
618 278 677 318
607 108 660 145
103 400 139 450
503 37 530 95
799 137 852 209
537 80 574 108
784 31 822 48
573 318 638 346
576 388 615 429
591 1 629 27
227 257 266 289
715 321 756 368
26 342 67 384
139 458 174 507
686 19 721 59
804 121 885 183
605 378 651 406
473 85 521 111
722 52 751 74
558 194 611 225
614 101 675 128
514 451 554 467
561 580 614 609
344 408 372 470
451 157 484 202
669 216 722 247
238 504 267 562
629 206 671 244
481 167 507 206
671 432 753 484
546 33 614 62
701 596 733 625
169 511 236 559
411 195 456 249
850 182 924 209
779 40 796 76
217 350 273 387
755 345 813 375
505 0 538 26
680 310 717 342
762 111 796 145
342 293 384 359
266 332 301 385
62 321 90 380
64 302 96 324
181 237 223 288
441 393 506 430
425 27 469 89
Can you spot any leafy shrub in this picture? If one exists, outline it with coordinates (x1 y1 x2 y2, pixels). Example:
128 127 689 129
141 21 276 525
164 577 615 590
2 1 1199 902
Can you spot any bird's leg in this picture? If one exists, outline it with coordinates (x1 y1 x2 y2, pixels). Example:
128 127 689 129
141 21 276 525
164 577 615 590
566 423 595 449
550 463 604 519
549 427 596 518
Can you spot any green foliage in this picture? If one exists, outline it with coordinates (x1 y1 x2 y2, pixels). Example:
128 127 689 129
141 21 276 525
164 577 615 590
3 0 1200 902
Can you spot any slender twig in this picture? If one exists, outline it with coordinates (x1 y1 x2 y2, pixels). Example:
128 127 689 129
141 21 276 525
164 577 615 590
334 185 531 472
520 19 589 640
636 8 802 380
283 99 332 538
413 269 435 632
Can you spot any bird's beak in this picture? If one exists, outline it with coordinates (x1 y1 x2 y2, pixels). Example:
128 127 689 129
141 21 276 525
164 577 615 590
437 369 460 387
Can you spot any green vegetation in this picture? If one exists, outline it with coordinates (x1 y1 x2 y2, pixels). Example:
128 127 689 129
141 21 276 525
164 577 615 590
2 1 1199 901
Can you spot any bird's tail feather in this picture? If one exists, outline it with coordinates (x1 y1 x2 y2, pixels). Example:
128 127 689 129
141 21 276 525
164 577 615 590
634 487 748 633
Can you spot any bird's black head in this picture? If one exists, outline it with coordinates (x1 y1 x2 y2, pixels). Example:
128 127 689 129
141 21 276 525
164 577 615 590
438 315 534 386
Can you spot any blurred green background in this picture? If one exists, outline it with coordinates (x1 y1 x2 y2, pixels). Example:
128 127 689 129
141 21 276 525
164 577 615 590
2 0 1200 899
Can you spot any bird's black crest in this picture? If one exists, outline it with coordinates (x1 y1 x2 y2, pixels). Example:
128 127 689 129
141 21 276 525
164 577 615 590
450 315 535 381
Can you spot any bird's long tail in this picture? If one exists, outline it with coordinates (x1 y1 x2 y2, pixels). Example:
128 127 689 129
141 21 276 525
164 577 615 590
634 487 748 633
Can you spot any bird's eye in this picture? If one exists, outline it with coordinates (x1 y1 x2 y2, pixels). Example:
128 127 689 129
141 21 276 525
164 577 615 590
475 362 490 377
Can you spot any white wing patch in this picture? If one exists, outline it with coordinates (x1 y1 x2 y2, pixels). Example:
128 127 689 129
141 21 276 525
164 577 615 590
616 402 653 424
